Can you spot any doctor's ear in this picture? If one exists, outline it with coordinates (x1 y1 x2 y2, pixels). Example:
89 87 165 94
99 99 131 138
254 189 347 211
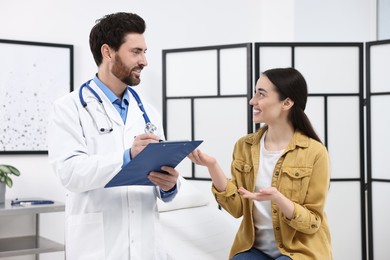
101 44 114 60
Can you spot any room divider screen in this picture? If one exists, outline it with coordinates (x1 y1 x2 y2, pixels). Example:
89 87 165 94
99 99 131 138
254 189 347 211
162 43 253 180
163 40 388 260
366 39 390 260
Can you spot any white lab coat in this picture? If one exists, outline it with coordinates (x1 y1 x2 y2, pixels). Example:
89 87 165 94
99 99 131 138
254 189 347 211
48 80 174 260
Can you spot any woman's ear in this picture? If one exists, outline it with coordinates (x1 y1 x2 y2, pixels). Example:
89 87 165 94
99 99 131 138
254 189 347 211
282 98 294 111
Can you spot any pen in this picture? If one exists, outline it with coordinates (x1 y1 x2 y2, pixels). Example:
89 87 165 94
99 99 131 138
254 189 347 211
11 199 54 206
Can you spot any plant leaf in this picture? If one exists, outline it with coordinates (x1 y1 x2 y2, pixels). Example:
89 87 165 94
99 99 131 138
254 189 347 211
5 176 13 188
0 165 11 174
7 165 20 176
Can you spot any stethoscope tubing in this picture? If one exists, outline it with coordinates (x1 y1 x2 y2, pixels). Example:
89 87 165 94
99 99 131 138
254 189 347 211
78 79 155 133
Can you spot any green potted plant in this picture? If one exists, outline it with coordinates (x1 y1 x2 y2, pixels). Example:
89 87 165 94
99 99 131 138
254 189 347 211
0 164 21 204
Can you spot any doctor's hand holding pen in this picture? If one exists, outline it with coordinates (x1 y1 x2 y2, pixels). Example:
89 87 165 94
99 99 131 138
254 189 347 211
131 133 179 192
130 133 161 159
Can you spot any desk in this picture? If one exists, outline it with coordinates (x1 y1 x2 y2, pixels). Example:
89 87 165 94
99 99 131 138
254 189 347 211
0 199 65 259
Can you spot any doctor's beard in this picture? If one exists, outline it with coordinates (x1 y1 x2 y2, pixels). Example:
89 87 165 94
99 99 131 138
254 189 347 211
112 55 142 86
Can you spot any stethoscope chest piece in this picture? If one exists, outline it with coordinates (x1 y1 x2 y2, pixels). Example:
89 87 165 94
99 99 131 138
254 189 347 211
144 122 157 134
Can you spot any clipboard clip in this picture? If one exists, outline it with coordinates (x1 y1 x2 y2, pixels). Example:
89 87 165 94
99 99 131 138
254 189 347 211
159 139 189 143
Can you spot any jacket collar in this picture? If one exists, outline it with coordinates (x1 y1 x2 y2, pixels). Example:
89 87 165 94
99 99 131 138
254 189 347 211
243 126 310 150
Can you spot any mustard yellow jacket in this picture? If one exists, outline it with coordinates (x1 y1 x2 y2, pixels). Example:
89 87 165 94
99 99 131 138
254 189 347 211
212 128 333 260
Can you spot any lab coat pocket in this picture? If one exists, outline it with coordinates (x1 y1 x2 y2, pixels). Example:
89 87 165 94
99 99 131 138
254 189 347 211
66 213 105 260
279 167 312 203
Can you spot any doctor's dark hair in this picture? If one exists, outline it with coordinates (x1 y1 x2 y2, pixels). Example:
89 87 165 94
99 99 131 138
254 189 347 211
89 12 146 66
262 67 322 144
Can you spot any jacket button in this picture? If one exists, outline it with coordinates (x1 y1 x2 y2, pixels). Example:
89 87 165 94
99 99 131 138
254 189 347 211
275 227 280 231
311 224 318 228
295 172 299 176
275 172 279 177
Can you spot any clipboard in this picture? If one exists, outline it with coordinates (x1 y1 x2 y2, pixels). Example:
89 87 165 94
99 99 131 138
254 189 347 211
105 140 203 188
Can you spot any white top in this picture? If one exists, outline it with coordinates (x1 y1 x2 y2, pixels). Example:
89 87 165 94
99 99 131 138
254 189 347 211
253 132 284 258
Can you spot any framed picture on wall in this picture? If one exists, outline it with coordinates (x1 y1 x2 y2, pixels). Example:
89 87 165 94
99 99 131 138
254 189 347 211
0 39 74 154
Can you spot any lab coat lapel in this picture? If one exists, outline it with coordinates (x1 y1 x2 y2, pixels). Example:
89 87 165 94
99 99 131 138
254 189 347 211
125 88 145 131
89 81 124 126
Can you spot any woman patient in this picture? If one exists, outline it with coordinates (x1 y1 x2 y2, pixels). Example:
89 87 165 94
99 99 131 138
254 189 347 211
188 67 332 260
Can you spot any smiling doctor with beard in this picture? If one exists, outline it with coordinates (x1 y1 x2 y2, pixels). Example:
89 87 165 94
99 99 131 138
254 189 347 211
48 12 180 260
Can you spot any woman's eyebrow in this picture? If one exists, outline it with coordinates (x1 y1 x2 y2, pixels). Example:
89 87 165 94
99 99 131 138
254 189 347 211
256 87 267 92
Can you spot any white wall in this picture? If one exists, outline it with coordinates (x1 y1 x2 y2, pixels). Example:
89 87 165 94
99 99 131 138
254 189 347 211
295 0 376 41
0 0 376 259
378 0 390 40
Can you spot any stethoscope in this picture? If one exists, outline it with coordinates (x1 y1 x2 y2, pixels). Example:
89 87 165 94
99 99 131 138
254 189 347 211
78 80 157 134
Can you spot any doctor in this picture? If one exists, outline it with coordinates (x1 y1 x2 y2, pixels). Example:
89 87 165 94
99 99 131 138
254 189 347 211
48 12 179 260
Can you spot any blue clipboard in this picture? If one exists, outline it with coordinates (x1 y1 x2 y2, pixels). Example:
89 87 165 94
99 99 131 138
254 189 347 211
105 140 203 188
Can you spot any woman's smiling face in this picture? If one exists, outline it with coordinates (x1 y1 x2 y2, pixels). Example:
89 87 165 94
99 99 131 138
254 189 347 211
249 75 286 125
